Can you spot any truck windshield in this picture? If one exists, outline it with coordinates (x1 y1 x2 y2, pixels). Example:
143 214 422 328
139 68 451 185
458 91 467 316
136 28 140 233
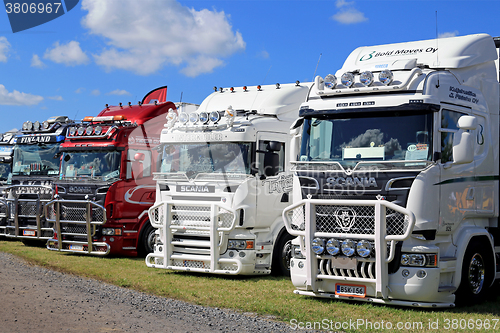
12 143 61 176
161 142 253 178
300 111 433 170
60 150 121 181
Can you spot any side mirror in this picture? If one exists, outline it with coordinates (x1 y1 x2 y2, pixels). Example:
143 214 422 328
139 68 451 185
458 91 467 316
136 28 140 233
452 116 477 165
134 152 145 161
267 141 282 152
263 152 280 177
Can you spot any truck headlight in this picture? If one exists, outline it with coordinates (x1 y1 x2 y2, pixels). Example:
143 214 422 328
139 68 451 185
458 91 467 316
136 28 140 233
228 239 254 250
101 228 122 236
400 253 437 267
311 238 325 255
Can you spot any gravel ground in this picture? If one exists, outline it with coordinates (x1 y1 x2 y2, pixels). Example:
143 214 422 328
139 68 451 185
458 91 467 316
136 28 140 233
0 252 317 333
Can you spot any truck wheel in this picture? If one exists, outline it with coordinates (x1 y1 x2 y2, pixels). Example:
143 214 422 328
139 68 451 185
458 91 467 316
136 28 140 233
272 231 294 277
455 241 493 306
138 222 155 257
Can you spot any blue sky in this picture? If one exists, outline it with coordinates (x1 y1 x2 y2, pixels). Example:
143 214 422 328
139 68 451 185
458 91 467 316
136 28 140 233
0 0 499 132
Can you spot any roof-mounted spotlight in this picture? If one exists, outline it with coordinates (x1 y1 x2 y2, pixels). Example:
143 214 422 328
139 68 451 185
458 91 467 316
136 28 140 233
324 74 337 89
22 121 32 131
209 111 220 123
69 127 77 136
378 69 394 86
341 72 355 88
360 71 374 87
179 112 189 124
85 126 94 135
189 112 199 124
77 127 85 136
199 112 209 124
42 120 50 129
33 121 41 131
94 126 103 136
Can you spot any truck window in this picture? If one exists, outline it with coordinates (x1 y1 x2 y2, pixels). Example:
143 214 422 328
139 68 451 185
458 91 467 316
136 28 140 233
258 140 285 175
126 149 152 179
440 109 467 163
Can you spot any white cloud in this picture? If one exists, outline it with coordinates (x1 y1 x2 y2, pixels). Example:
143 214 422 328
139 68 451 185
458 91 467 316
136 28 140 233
44 41 90 66
107 89 131 96
48 95 63 101
332 8 368 24
0 84 44 106
257 50 270 59
0 37 11 63
75 87 85 93
336 0 354 8
90 89 100 96
81 0 245 76
31 54 45 68
439 31 459 38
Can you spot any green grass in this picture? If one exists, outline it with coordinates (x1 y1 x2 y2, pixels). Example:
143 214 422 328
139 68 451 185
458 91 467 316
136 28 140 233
1 239 500 332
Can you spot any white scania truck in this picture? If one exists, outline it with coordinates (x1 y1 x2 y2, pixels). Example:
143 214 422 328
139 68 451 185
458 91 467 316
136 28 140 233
146 82 312 275
282 34 500 307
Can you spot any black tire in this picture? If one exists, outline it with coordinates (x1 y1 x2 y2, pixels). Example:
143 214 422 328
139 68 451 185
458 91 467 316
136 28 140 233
271 231 294 277
137 222 155 257
455 241 494 306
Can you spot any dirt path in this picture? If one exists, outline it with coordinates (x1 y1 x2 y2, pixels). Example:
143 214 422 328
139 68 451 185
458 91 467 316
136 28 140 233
0 252 300 333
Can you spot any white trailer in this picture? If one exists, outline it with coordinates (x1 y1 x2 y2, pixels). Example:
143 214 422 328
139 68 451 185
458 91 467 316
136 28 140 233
283 34 500 307
146 82 312 275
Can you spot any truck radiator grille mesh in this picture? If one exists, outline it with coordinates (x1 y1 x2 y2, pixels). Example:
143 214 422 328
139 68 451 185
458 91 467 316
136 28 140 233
286 204 409 236
48 202 105 223
170 205 234 229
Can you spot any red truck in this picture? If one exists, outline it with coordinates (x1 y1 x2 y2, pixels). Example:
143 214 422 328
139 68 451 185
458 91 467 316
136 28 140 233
46 87 184 256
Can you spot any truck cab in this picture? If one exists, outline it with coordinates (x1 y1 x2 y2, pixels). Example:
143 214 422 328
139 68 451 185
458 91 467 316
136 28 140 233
283 34 500 307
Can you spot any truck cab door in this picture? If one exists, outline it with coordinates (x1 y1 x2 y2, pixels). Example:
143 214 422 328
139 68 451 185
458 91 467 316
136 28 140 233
255 133 291 229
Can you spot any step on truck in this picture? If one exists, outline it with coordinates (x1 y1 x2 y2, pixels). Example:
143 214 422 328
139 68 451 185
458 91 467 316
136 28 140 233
0 130 17 234
146 82 312 275
282 34 500 307
45 87 183 256
2 116 73 243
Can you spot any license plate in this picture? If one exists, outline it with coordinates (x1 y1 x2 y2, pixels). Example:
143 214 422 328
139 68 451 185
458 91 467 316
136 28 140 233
23 230 36 236
335 283 366 298
69 244 84 251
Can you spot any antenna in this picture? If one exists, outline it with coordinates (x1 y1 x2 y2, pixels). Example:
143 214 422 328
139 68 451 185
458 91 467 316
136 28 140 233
312 53 322 81
435 11 440 88
179 92 183 103
73 110 79 122
261 65 272 85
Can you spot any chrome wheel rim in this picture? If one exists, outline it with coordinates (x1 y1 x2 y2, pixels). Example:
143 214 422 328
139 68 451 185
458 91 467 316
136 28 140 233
468 253 485 294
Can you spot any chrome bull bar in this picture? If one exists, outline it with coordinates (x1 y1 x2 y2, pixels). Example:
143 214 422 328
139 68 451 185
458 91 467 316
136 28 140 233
45 198 109 255
0 198 8 236
283 198 415 299
4 185 53 239
146 200 239 273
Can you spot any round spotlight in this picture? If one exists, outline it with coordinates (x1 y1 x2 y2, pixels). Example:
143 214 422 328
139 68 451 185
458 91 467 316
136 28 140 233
85 126 94 135
199 112 209 124
209 111 220 123
189 112 199 123
94 126 103 135
356 240 372 258
341 72 355 88
179 112 189 124
341 239 356 256
22 121 30 131
69 127 77 136
324 74 337 89
326 238 340 256
42 120 50 129
360 71 374 87
379 69 394 85
33 121 41 131
77 127 85 136
311 238 325 255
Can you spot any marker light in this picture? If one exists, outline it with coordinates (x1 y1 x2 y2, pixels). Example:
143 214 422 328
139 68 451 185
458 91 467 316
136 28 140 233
42 120 50 129
379 69 394 85
243 86 248 92
94 126 103 135
341 72 355 88
189 112 199 123
209 111 220 123
311 238 325 255
326 238 340 255
341 239 356 256
179 113 189 124
33 121 41 131
356 240 372 258
360 71 374 87
199 112 209 124
85 126 94 135
324 74 337 89
77 127 85 136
